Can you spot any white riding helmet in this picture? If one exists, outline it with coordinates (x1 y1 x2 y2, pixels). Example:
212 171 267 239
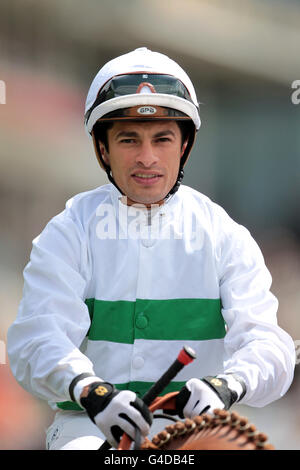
84 47 201 196
85 47 200 133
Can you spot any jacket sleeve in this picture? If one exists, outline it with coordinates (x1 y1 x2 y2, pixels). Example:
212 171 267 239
216 215 295 407
7 207 96 404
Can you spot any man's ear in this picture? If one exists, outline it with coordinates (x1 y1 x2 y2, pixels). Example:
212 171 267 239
99 142 109 165
180 139 188 158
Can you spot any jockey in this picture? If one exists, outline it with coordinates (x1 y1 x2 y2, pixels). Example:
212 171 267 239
7 48 295 450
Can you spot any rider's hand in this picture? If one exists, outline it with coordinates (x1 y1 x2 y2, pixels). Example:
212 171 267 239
79 381 153 448
175 375 246 418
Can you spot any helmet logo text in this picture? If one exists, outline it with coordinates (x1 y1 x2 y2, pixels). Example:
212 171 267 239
137 106 157 115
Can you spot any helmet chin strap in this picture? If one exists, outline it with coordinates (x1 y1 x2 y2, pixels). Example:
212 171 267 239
169 166 184 196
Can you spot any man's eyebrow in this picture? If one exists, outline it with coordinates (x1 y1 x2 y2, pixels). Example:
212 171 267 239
153 130 176 138
114 131 139 139
114 129 176 140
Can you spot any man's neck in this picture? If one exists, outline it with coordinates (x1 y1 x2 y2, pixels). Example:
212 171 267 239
119 195 166 209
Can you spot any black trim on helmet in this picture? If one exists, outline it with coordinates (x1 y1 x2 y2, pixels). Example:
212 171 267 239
85 73 194 127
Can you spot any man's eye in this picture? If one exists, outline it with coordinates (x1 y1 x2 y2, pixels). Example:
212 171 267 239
120 138 135 144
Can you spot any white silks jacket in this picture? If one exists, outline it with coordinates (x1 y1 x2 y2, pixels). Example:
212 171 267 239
7 184 295 411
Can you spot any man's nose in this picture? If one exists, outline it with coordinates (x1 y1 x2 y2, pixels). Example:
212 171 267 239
136 141 158 167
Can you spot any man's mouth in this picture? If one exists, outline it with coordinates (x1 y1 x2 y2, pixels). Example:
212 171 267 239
133 173 161 179
132 172 162 184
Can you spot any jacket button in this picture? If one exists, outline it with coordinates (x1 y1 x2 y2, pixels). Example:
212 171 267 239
132 356 145 369
135 313 148 329
141 238 156 248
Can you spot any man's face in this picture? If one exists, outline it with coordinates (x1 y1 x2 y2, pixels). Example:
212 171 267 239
99 120 187 205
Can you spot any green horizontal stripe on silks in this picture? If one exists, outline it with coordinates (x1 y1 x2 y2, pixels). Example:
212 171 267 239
57 381 185 411
85 298 225 343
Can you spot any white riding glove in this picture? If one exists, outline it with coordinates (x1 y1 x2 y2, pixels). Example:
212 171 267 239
175 375 246 418
77 380 152 449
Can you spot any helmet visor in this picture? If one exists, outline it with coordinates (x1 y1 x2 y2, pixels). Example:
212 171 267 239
85 73 194 124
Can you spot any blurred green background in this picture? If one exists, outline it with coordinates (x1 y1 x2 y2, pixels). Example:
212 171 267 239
0 0 299 449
